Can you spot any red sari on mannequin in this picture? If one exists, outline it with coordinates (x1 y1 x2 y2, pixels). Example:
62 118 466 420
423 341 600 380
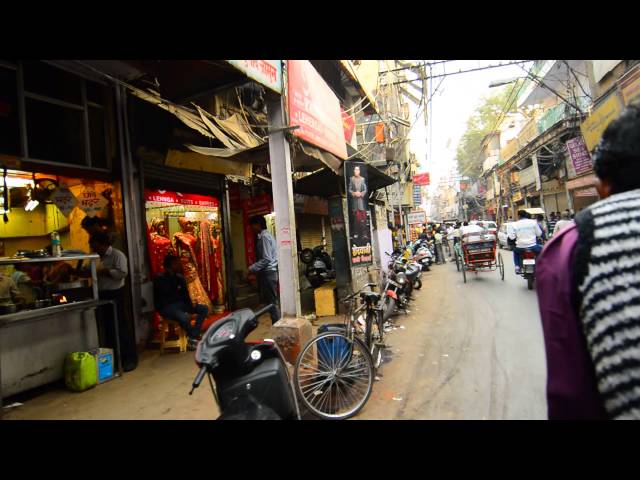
148 219 174 278
174 218 214 314
197 220 219 304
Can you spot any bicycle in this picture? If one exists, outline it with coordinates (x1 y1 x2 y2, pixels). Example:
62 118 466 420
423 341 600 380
293 283 380 420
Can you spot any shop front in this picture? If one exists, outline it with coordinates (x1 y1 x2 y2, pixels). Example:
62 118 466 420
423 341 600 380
567 173 601 212
0 168 126 403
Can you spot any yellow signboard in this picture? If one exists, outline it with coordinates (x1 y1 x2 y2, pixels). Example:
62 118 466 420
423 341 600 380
512 191 523 203
619 64 640 107
580 92 624 151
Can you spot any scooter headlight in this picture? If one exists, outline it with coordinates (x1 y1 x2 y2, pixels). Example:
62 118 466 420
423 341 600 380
396 272 407 285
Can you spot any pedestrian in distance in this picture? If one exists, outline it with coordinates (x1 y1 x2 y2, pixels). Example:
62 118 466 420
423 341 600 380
553 211 573 235
248 215 280 325
536 105 640 419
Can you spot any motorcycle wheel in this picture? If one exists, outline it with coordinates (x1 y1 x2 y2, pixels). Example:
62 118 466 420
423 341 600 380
527 276 534 290
308 275 325 289
300 248 314 264
383 297 396 322
414 278 422 290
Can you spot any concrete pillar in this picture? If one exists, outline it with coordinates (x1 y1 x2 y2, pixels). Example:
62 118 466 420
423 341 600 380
266 96 301 318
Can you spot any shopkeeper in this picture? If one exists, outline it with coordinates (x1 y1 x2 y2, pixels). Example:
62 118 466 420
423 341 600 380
79 232 138 372
0 271 23 309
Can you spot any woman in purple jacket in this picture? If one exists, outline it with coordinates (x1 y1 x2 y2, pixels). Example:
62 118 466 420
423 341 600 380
536 105 640 420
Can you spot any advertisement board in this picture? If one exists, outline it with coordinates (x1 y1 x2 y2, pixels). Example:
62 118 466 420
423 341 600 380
413 172 431 186
580 92 624 151
288 60 348 159
566 137 593 177
345 161 373 266
619 64 640 106
407 210 426 224
226 60 282 93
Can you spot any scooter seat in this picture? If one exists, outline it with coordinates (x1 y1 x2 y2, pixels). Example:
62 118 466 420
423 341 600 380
360 291 381 304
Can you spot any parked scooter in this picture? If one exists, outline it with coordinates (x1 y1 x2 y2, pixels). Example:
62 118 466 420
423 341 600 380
190 304 301 420
412 240 433 272
299 243 335 288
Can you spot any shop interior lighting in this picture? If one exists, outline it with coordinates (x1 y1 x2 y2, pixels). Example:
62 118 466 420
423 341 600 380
25 198 39 211
4 176 35 188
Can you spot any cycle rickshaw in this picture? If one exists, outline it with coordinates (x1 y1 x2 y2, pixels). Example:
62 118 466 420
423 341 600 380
457 229 504 283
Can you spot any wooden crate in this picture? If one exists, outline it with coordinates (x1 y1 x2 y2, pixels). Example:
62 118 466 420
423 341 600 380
314 280 337 317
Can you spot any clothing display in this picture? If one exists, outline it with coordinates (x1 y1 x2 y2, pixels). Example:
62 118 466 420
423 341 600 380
148 219 175 278
197 220 219 304
174 218 214 314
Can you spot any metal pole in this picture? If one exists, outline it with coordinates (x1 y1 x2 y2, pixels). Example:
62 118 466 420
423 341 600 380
266 95 301 318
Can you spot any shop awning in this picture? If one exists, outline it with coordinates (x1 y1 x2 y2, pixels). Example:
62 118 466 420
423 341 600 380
294 142 343 174
293 164 396 197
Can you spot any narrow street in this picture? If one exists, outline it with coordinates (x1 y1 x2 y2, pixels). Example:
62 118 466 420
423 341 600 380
358 246 547 420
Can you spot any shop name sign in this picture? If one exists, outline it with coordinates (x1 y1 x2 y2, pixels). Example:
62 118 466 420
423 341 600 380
566 137 593 176
288 60 348 160
580 92 624 151
412 172 431 186
144 189 219 208
619 64 640 107
407 210 426 224
226 60 282 93
77 186 108 218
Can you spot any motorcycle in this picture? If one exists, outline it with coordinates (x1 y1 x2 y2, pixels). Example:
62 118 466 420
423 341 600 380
518 249 538 290
190 304 301 420
413 241 433 272
381 252 412 322
299 243 335 288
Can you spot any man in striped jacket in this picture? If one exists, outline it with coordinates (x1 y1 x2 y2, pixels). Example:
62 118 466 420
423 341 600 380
536 105 640 420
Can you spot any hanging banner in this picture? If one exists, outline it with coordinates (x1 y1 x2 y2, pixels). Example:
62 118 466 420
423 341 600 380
226 60 282 93
413 172 431 186
413 185 422 206
288 60 348 160
76 185 108 218
341 107 356 144
345 161 373 266
51 185 78 217
566 137 593 177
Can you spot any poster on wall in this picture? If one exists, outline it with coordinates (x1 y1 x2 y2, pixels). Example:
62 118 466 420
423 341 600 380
51 185 78 217
76 185 108 218
345 161 373 266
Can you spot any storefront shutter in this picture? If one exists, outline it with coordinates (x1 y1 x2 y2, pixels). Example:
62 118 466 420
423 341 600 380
297 214 332 255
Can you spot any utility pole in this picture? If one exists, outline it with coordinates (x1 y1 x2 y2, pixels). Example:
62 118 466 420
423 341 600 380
266 95 302 318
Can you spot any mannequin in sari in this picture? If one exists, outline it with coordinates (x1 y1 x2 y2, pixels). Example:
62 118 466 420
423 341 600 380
197 220 219 304
212 224 225 307
174 218 213 314
148 218 174 278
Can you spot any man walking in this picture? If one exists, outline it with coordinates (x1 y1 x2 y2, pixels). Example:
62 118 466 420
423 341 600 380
553 211 573 235
248 215 280 324
536 105 640 419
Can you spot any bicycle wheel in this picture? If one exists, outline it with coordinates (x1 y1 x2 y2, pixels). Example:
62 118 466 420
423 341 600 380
295 333 374 420
365 310 383 370
462 259 467 283
498 252 505 281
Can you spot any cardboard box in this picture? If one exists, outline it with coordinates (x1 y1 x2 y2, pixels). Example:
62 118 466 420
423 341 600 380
89 348 114 384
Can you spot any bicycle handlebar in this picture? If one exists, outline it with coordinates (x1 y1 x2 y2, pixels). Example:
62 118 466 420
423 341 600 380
339 282 377 303
254 304 274 319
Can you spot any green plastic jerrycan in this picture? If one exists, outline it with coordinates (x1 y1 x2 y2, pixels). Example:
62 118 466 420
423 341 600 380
64 352 97 392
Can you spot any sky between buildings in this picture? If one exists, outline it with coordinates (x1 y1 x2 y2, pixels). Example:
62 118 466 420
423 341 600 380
407 60 535 196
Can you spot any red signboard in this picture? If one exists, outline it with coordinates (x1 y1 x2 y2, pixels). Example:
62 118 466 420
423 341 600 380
144 189 219 208
288 60 348 160
413 172 431 186
341 107 355 144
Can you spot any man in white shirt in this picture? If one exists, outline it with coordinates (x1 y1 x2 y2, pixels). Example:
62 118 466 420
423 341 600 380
507 210 543 273
460 221 484 237
553 211 573 235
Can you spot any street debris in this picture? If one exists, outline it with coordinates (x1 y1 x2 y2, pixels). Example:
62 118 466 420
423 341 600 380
375 376 382 382
400 326 406 330
442 354 449 357
392 397 403 401
2 402 23 410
